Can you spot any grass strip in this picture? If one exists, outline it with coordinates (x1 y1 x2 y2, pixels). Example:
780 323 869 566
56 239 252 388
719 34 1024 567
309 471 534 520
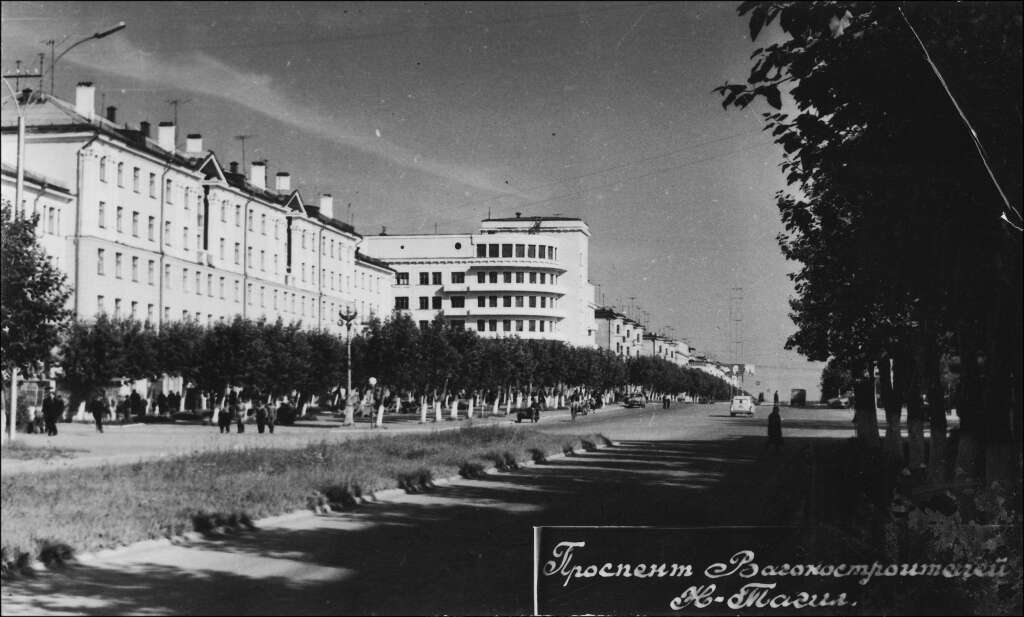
0 441 86 461
1 425 606 571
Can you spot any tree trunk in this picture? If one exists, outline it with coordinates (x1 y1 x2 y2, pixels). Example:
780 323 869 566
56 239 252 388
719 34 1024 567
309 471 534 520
853 361 880 449
878 356 903 460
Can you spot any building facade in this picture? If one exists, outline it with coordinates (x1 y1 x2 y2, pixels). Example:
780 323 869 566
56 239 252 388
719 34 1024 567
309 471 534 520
1 84 392 334
361 216 597 347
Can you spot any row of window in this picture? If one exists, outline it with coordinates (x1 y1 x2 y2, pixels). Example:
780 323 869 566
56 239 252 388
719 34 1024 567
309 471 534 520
395 295 558 311
395 270 560 286
474 319 555 333
98 157 201 209
475 243 558 260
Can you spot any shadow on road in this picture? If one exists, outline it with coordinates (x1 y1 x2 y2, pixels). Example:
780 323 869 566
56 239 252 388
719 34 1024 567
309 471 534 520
2 435 834 616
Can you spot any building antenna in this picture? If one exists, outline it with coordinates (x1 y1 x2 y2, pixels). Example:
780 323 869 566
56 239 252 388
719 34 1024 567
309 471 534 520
234 134 257 169
166 98 191 130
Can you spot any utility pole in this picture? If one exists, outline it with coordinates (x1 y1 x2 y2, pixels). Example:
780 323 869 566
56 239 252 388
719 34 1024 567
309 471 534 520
235 134 257 169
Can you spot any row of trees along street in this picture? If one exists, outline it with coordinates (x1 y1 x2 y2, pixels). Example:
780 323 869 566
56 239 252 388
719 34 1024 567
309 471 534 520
56 313 735 414
717 2 1022 485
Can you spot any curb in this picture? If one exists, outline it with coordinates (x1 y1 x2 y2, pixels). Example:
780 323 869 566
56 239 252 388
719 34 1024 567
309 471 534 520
11 437 616 575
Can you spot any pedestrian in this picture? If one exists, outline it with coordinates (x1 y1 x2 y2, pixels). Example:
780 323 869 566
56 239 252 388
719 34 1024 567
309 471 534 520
255 401 268 434
236 402 246 433
129 389 143 419
266 401 277 434
89 392 107 433
663 394 671 409
157 392 167 416
41 387 59 436
767 405 783 454
530 396 541 423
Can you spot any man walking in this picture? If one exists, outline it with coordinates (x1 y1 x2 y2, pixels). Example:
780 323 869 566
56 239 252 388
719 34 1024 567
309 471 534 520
89 392 107 433
767 405 783 454
41 387 59 436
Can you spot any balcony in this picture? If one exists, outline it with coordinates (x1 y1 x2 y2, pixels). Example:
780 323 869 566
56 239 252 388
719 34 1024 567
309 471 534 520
440 306 566 320
442 281 566 296
465 258 566 272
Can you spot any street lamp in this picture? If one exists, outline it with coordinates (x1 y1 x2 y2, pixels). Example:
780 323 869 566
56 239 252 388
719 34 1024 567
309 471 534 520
338 307 358 425
48 22 127 95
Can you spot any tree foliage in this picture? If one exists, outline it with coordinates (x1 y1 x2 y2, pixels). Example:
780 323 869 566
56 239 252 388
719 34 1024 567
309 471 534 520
0 205 72 374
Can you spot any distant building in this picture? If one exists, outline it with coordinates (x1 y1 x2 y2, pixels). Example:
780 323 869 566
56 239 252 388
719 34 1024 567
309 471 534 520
362 215 596 347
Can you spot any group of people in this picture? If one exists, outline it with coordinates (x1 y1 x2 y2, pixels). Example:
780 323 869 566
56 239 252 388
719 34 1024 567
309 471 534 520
31 387 66 436
217 391 281 434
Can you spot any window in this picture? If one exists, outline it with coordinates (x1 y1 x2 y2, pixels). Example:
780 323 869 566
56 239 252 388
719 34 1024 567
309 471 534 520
132 211 139 237
419 297 429 310
516 320 524 332
183 310 189 321
194 272 201 295
541 297 547 308
234 243 240 264
163 306 170 322
477 296 486 308
396 272 409 285
477 320 486 331
132 167 140 192
477 244 487 257
529 272 537 283
477 272 486 284
182 268 188 292
183 227 189 250
260 214 266 234
451 296 465 308
503 272 512 283
148 260 155 285
260 250 266 271
395 297 409 310
165 179 173 203
272 289 277 308
501 244 512 257
220 202 227 222
529 296 537 308
450 320 464 331
235 205 241 226
489 272 498 284
529 320 536 332
115 252 123 278
116 206 124 232
274 221 280 239
164 222 172 245
131 256 139 281
248 284 253 305
131 301 138 319
503 296 512 307
528 244 536 258
503 320 511 332
273 254 278 274
301 230 307 249
117 162 124 187
540 273 547 284
432 296 442 310
431 272 442 285
515 272 524 283
539 246 546 259
114 298 122 318
489 320 497 331
218 238 225 259
207 274 213 296
488 244 499 257
98 201 106 227
539 321 545 332
165 264 171 287
419 272 429 285
489 296 497 307
219 277 225 299
147 304 154 324
97 295 105 314
97 249 105 275
260 286 265 307
149 172 156 198
248 212 254 232
99 157 107 182
148 216 155 241
515 296 524 307
452 272 465 284
249 247 254 267
515 244 525 257
234 281 240 302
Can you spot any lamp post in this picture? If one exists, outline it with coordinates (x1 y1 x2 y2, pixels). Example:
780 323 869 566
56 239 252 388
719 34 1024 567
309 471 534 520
48 21 126 95
338 307 358 425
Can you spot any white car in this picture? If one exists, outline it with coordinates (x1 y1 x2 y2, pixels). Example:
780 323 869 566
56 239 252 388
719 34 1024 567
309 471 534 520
729 395 756 417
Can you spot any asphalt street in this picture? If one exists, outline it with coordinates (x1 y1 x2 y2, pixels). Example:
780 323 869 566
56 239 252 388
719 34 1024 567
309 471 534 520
1 402 867 615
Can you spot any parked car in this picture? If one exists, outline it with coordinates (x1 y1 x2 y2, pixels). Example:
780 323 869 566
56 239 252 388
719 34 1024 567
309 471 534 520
729 395 756 417
515 406 540 423
623 396 647 408
827 395 852 409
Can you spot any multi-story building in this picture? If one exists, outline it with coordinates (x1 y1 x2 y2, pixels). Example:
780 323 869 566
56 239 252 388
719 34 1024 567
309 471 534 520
1 163 73 271
1 83 392 333
362 215 596 347
594 307 647 357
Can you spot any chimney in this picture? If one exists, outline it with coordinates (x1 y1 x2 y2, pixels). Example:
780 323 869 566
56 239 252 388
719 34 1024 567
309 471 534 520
275 172 291 192
106 106 117 123
249 161 266 189
139 121 151 138
75 82 95 119
515 212 522 218
229 161 239 174
157 122 176 151
319 194 334 219
186 133 203 154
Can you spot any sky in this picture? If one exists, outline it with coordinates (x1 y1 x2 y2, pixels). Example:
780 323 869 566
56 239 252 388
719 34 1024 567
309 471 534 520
1 1 826 392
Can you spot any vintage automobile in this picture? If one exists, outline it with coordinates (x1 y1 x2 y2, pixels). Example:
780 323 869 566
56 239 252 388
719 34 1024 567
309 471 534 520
729 395 756 417
623 396 647 408
515 406 540 423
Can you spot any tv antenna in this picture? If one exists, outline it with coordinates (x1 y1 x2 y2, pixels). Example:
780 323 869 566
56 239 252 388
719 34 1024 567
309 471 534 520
166 98 191 129
235 134 257 168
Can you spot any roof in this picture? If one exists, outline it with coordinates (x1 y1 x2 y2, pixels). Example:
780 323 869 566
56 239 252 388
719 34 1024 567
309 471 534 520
354 250 394 272
483 216 584 222
594 307 625 320
1 163 71 195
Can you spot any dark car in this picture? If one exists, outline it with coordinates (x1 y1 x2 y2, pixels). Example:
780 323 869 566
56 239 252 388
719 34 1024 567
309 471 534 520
515 406 540 423
623 396 646 408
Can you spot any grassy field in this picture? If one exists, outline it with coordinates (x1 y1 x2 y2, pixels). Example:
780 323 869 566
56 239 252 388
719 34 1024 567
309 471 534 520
0 441 86 461
1 425 603 569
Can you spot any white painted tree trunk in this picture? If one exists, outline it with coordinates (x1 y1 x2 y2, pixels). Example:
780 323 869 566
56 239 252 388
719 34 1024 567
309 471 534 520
467 398 474 419
492 399 499 416
377 403 385 427
450 398 458 420
434 400 442 422
420 399 428 423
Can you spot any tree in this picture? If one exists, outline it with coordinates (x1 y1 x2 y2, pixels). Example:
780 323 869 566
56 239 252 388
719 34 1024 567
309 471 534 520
1 206 72 375
717 2 1022 478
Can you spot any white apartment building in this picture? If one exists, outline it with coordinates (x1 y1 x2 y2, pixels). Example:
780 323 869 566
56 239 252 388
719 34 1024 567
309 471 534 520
1 163 74 271
594 307 648 358
1 84 392 333
362 215 597 347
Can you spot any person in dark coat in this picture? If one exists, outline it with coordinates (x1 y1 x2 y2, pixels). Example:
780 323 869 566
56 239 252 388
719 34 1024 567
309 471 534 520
89 393 107 433
255 402 268 434
129 389 143 418
219 403 234 434
157 392 167 416
767 405 783 454
41 387 59 436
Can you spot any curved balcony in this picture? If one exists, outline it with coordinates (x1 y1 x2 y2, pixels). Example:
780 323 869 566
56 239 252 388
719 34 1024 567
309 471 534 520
464 258 566 273
440 306 566 320
442 282 566 296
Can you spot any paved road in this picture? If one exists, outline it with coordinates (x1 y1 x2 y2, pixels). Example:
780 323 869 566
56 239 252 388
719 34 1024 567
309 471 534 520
1 403 866 615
